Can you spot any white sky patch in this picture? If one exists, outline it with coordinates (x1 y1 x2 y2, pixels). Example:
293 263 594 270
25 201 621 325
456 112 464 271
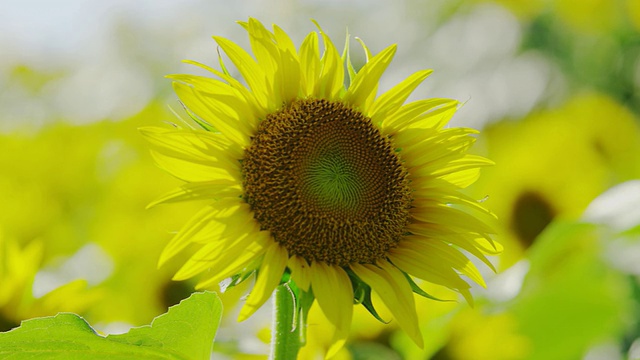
583 180 640 232
484 259 530 303
33 243 114 298
0 1 552 133
583 180 640 275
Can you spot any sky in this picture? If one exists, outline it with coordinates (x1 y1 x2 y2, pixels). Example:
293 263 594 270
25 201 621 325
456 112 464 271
0 0 553 132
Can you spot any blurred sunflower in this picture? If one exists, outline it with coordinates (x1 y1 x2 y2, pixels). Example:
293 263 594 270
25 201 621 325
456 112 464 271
143 18 499 355
470 93 640 267
553 0 621 34
432 310 531 360
472 0 545 19
630 0 640 31
301 282 462 359
0 234 99 331
0 109 212 328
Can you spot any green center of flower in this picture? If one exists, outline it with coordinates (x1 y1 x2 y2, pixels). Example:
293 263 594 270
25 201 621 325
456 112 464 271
242 98 412 266
305 152 360 210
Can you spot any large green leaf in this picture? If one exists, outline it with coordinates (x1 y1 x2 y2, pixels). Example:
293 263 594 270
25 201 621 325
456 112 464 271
0 291 222 360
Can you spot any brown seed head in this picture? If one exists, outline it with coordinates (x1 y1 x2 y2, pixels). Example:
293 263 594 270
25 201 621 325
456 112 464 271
242 98 412 266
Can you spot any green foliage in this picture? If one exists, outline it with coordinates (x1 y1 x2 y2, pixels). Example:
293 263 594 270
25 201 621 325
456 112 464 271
402 271 454 303
0 291 222 360
346 268 388 324
513 222 632 360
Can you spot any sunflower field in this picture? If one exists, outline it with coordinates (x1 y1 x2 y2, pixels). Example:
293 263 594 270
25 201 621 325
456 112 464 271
1 1 640 359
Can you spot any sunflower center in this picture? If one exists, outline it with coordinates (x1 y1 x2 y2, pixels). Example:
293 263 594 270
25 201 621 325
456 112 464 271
242 98 412 266
511 191 555 249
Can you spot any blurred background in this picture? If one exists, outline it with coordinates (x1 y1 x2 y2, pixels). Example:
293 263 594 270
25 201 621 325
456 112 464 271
1 0 640 359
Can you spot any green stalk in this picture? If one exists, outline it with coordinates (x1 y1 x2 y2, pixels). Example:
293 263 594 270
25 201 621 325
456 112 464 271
270 284 300 360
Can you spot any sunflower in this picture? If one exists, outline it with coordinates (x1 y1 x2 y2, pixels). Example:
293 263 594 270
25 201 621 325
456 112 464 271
0 235 100 332
469 93 640 267
142 18 498 356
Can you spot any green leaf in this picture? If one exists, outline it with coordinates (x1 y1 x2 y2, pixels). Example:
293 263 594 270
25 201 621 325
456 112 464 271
287 280 314 347
0 291 222 360
513 221 633 360
345 268 388 324
402 272 454 303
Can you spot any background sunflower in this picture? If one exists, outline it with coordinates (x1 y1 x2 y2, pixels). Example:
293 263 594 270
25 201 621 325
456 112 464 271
2 0 640 359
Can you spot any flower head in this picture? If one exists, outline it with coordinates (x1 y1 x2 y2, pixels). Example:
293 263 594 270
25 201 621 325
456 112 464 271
0 235 99 331
143 18 499 356
470 93 640 267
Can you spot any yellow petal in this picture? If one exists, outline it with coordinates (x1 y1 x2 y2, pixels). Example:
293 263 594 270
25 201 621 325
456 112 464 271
382 98 457 132
412 177 491 211
355 37 373 62
351 261 424 348
441 167 482 188
343 44 397 112
390 126 440 152
399 128 479 167
410 155 494 179
327 332 349 360
180 59 266 119
272 24 298 56
175 234 247 280
310 262 353 357
147 180 241 208
244 20 303 104
149 150 236 184
402 237 486 288
388 249 471 294
213 35 269 109
189 203 259 246
238 242 289 321
172 82 252 147
410 99 460 130
314 22 344 100
342 31 356 85
169 74 258 135
158 199 245 266
299 31 321 97
277 48 302 103
173 221 258 280
288 256 311 291
370 69 433 124
195 230 272 289
245 19 280 106
408 224 496 272
140 126 242 162
246 19 279 76
390 244 476 306
411 203 496 235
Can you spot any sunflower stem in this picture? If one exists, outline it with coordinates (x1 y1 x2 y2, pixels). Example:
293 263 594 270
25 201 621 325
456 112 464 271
270 283 300 360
